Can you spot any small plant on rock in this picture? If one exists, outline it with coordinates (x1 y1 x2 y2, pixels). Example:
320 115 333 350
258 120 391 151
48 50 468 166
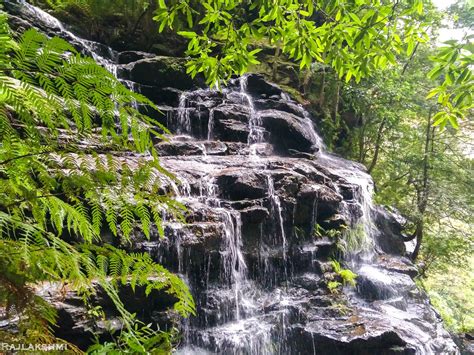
331 260 357 287
313 223 345 239
327 281 342 294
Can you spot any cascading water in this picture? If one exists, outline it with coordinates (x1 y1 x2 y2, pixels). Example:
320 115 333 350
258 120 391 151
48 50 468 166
159 80 457 353
319 152 377 257
6 2 459 353
14 0 118 75
177 93 192 135
220 210 247 320
281 92 325 151
266 175 288 276
166 74 397 353
239 75 264 156
207 108 215 141
199 174 251 321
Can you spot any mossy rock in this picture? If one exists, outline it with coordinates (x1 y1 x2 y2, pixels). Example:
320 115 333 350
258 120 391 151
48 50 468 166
125 56 203 90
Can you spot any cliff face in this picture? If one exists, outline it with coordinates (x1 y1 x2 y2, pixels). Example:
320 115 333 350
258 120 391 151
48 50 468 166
4 1 459 354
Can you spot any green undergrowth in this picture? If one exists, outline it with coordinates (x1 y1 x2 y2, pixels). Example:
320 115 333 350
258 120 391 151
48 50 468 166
421 257 474 334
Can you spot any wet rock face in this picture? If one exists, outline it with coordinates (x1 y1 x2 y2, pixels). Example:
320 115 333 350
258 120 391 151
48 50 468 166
140 77 320 156
259 109 316 153
374 207 408 255
288 327 416 355
117 50 155 64
4 2 459 354
132 74 457 354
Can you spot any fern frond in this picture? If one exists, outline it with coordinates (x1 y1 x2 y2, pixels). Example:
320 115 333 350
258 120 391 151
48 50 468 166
0 13 191 352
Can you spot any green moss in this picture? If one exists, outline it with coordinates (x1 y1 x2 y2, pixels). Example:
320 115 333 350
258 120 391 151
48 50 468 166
338 223 368 254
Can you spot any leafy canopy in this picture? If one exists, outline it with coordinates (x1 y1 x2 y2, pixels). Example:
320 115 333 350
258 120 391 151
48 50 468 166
155 0 429 86
426 36 473 129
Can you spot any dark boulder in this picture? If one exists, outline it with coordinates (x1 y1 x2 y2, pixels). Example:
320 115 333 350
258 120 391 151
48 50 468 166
156 140 205 156
288 326 415 355
212 104 251 142
299 185 342 220
374 207 407 255
240 205 270 224
259 109 316 154
215 169 267 200
245 74 283 97
253 98 305 117
288 149 317 159
356 264 415 301
138 86 183 107
118 50 155 64
122 56 203 90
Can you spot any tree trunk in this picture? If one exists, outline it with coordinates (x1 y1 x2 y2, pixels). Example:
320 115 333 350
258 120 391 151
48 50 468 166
367 117 387 173
411 220 424 261
272 44 281 82
319 67 326 106
358 121 366 163
303 68 312 95
411 108 433 261
401 41 420 75
333 77 340 121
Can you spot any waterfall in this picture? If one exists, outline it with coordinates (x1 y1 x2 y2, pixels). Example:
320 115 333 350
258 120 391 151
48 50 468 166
121 80 139 109
239 75 263 156
207 108 215 141
16 0 118 75
319 152 377 257
266 175 287 273
177 92 192 135
198 174 250 321
281 92 325 151
8 2 459 353
220 210 247 319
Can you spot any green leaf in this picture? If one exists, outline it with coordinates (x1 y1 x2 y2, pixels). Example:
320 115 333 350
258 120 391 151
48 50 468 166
186 9 193 28
432 111 447 126
158 19 167 33
345 70 353 83
426 88 441 99
177 31 197 38
416 0 423 14
448 114 459 129
456 67 470 84
428 65 444 80
454 92 468 106
407 40 415 56
348 13 362 25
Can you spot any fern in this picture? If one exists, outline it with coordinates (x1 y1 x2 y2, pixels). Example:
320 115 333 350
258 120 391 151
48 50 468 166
331 260 358 287
0 11 193 352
